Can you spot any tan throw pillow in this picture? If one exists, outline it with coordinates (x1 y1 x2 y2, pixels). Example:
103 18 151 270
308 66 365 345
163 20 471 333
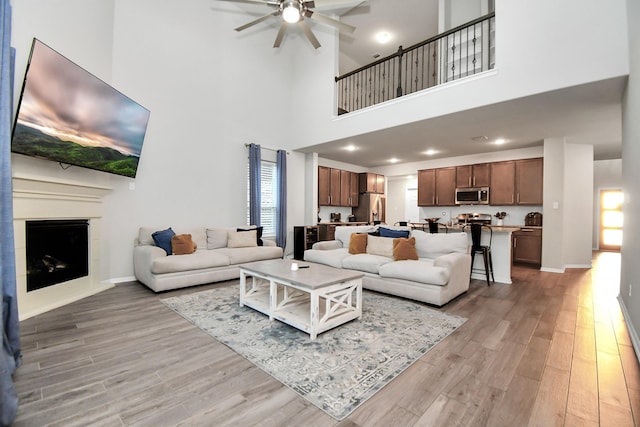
227 230 258 248
348 233 368 254
366 235 394 258
171 234 197 255
393 237 419 261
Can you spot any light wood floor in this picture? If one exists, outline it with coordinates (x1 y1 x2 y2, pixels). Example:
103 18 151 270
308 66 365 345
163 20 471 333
12 252 640 426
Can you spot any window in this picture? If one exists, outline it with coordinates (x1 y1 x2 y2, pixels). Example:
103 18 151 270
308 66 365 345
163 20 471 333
247 160 277 238
599 189 623 251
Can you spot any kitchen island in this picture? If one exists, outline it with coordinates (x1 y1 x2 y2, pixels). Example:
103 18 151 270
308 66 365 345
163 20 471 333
447 225 522 284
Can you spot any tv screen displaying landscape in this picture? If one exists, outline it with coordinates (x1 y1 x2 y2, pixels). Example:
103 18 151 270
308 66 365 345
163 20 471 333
11 38 150 178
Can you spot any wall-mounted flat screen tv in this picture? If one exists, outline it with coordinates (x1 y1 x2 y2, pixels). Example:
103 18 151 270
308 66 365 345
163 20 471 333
11 38 150 178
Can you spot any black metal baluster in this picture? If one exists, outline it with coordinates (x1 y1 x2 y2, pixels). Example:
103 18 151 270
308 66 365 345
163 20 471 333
396 45 404 97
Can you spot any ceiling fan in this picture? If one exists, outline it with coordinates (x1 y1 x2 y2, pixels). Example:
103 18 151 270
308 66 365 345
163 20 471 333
220 0 357 49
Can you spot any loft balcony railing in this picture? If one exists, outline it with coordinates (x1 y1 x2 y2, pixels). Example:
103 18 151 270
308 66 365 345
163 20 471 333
335 12 495 115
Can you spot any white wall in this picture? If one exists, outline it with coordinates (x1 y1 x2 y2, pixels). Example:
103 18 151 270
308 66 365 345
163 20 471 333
11 0 309 282
562 144 593 267
290 0 629 150
593 159 622 249
542 139 565 272
620 0 640 355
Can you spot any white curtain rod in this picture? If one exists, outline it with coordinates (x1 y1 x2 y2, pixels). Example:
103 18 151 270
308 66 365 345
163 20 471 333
245 143 289 155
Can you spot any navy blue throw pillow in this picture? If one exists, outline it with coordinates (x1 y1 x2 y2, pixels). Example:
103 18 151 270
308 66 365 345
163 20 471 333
152 227 176 255
238 226 264 246
379 227 410 238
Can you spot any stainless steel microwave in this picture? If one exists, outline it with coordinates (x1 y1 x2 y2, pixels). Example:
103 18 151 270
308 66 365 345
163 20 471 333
455 187 489 205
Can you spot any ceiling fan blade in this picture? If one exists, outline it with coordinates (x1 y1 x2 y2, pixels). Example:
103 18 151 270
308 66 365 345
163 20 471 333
273 22 288 48
219 0 280 6
306 10 356 34
299 20 321 49
235 11 279 31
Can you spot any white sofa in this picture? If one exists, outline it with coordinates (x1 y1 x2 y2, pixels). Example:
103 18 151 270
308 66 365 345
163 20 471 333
303 226 471 307
134 226 283 292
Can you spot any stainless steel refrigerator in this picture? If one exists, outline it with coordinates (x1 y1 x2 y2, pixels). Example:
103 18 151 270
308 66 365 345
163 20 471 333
353 193 386 224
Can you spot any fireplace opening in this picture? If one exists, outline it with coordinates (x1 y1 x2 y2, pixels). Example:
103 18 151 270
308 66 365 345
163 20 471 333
26 219 89 292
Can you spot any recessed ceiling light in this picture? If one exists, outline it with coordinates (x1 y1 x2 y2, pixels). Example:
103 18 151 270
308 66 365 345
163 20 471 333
472 135 489 142
344 144 357 152
375 32 392 44
495 138 506 145
423 149 438 156
389 157 399 163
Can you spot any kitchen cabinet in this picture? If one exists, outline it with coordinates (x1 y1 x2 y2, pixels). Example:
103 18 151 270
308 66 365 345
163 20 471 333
489 158 543 206
515 158 544 205
417 167 458 206
319 167 358 207
490 161 516 205
435 167 456 206
340 170 359 207
318 166 331 206
456 163 490 188
418 169 436 206
359 173 385 194
513 227 542 265
293 226 318 260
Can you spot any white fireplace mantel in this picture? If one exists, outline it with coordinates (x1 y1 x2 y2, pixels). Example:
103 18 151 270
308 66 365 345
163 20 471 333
12 174 114 320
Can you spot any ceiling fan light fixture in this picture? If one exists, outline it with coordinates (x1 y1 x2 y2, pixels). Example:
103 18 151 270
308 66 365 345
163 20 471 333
282 2 301 23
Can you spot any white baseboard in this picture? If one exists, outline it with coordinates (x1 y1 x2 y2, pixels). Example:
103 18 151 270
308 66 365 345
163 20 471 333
564 263 592 269
102 276 137 285
540 267 565 273
618 295 640 363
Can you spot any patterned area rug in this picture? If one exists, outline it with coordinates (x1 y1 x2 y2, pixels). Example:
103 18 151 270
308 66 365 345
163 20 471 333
161 285 466 420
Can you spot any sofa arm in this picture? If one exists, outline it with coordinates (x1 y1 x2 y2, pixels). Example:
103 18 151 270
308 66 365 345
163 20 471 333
312 240 342 250
434 252 472 298
133 245 167 284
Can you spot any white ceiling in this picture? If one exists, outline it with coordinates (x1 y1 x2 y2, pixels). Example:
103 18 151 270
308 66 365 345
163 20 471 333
338 0 439 75
220 0 625 167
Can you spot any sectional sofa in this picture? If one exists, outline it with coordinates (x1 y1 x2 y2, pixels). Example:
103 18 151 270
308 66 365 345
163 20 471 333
134 226 283 292
303 225 471 306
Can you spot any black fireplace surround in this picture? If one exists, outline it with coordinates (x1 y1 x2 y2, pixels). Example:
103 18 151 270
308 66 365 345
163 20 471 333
25 219 89 292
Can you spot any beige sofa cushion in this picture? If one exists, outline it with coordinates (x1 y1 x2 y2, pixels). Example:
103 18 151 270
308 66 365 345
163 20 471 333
335 225 376 248
342 253 392 274
227 230 257 248
378 260 450 286
411 230 468 259
151 250 230 274
206 227 231 249
366 235 394 258
304 248 350 268
216 246 282 264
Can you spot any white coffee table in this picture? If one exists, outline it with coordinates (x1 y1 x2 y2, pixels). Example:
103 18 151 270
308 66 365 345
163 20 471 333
239 259 363 340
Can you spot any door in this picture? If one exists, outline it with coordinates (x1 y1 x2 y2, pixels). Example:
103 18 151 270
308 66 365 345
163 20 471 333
418 169 436 206
599 189 623 251
490 161 516 205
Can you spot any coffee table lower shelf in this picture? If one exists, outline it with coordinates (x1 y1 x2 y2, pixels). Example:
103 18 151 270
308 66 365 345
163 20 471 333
239 263 362 340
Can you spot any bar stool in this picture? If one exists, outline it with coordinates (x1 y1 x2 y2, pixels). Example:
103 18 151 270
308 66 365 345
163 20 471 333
428 220 439 233
469 223 494 286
